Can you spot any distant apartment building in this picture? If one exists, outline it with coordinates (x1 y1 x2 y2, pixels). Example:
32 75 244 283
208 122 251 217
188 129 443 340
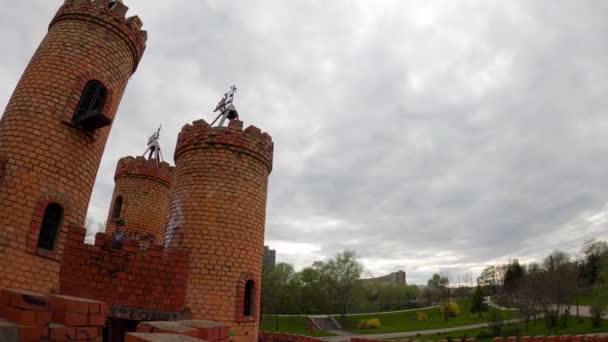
263 245 276 270
363 270 406 284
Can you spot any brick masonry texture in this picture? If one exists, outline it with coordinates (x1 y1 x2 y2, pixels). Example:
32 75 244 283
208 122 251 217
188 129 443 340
0 2 277 342
59 225 189 312
0 287 108 341
0 0 146 293
106 156 174 240
167 119 273 342
135 319 230 341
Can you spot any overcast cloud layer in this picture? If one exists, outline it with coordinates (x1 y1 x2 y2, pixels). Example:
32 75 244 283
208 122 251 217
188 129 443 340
2 1 608 284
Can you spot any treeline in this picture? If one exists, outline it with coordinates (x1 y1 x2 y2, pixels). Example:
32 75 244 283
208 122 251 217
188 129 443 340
476 239 608 332
261 250 420 319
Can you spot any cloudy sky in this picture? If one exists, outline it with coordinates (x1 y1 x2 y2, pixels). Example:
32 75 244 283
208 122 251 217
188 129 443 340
2 0 608 284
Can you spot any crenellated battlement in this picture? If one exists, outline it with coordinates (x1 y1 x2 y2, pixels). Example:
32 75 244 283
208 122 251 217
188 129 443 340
60 225 190 312
175 119 274 172
115 156 174 187
50 0 147 73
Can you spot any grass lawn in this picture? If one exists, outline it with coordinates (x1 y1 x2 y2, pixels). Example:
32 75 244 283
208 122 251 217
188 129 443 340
337 302 518 335
406 317 608 342
577 286 608 306
259 315 336 337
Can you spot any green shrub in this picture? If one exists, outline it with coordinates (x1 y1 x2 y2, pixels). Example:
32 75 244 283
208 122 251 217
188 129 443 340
358 318 381 329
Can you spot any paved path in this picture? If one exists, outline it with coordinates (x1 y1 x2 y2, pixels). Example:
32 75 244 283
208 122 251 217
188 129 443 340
282 306 439 318
319 319 525 342
319 305 605 342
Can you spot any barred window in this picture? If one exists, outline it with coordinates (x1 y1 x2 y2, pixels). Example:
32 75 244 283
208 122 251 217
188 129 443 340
74 80 107 120
37 203 63 251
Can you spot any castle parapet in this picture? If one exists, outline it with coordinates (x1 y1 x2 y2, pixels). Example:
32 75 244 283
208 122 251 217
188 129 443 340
115 156 174 187
175 119 274 172
51 0 148 72
60 225 189 313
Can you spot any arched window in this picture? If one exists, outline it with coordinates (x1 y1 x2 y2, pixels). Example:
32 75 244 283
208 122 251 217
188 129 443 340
37 203 63 251
111 196 123 220
243 280 254 316
73 80 111 131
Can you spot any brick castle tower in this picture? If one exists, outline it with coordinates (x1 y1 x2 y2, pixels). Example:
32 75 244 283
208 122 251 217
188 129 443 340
0 0 146 293
166 119 273 342
106 154 174 239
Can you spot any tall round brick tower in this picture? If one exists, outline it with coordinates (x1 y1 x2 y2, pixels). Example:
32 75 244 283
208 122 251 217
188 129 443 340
0 0 146 293
106 156 174 240
166 119 273 342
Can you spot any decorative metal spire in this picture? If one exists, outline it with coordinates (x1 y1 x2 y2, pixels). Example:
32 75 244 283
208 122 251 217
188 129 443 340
143 125 163 161
210 85 239 127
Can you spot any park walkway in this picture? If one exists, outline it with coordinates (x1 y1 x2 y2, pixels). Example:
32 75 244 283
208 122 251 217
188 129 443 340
319 319 525 342
320 305 604 342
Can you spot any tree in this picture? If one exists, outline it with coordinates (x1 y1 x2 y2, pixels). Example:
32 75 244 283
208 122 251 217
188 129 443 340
428 273 442 288
539 251 578 332
504 259 525 294
376 283 418 311
478 265 507 297
470 285 487 318
579 239 608 286
261 263 299 329
318 250 364 321
427 273 450 321
298 262 333 314
512 273 541 331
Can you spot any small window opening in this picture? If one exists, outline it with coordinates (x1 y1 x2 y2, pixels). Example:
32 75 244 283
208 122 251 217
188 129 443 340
112 196 123 220
243 280 254 316
74 81 106 120
73 80 111 131
37 203 64 251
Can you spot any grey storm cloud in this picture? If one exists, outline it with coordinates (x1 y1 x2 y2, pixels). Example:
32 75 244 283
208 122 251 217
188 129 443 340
1 0 608 284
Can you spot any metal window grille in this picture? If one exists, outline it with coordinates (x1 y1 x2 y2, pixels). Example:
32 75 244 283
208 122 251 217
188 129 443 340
74 80 107 120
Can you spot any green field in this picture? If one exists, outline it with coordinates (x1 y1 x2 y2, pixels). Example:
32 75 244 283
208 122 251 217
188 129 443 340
336 303 517 335
259 315 335 337
577 286 608 306
407 318 608 342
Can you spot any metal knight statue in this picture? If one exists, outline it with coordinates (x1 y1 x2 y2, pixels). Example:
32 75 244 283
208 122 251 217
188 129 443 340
143 125 163 161
210 85 239 127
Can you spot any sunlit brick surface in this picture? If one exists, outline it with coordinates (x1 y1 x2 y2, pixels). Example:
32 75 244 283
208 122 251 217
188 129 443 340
106 156 174 240
167 119 273 342
0 0 146 293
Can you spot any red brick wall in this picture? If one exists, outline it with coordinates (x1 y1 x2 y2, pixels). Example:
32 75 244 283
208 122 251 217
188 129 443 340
106 156 174 240
0 288 108 342
59 225 189 312
168 119 273 342
0 0 146 293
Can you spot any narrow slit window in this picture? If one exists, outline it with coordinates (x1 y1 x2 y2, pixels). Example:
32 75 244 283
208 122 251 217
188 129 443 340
112 196 123 220
243 280 254 316
37 203 64 251
74 80 107 120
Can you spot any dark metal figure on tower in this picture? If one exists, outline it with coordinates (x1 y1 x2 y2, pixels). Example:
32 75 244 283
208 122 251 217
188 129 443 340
210 85 239 127
143 125 163 161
